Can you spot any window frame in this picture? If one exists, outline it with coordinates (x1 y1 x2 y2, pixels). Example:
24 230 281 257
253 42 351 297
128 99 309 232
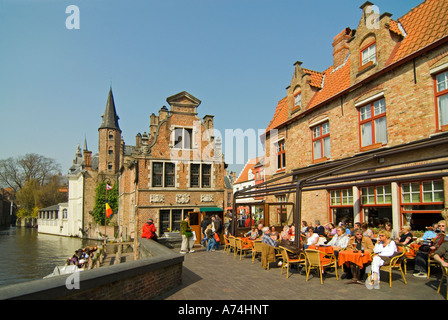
276 139 286 172
294 91 302 109
173 127 193 150
152 161 176 188
311 121 331 162
360 41 377 67
190 163 212 188
434 70 448 131
358 97 387 151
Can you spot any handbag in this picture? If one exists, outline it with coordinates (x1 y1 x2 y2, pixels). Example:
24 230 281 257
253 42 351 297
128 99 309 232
184 230 192 238
214 233 220 242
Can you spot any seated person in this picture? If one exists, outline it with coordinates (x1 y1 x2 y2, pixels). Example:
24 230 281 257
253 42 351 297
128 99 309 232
280 225 291 242
261 227 278 247
414 220 446 278
270 226 279 241
327 226 349 256
245 227 259 240
304 227 319 249
395 225 413 246
347 229 374 280
433 241 448 268
422 223 439 240
366 230 397 289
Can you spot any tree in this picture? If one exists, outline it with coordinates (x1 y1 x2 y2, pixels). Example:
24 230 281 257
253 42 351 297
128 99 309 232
16 179 40 217
0 153 61 192
91 181 118 225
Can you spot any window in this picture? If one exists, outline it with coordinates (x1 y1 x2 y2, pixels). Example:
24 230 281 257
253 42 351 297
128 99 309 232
174 128 193 149
294 92 302 108
436 71 448 130
361 185 392 205
276 140 286 171
359 98 387 149
190 163 212 188
400 180 444 230
108 131 114 140
276 195 287 226
108 162 113 170
152 162 176 187
160 208 193 233
108 148 113 155
62 209 68 219
330 189 353 206
312 121 330 160
401 180 444 204
361 42 376 66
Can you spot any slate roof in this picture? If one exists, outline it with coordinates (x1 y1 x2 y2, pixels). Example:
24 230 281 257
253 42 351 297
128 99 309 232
99 88 120 131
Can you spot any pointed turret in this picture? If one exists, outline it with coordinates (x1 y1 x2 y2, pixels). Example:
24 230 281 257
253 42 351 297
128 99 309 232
99 87 121 131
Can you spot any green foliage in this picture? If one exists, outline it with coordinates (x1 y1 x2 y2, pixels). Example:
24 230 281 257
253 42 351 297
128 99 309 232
91 181 118 225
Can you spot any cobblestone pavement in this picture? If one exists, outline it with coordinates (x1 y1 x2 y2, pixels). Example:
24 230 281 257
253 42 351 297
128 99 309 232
154 246 446 301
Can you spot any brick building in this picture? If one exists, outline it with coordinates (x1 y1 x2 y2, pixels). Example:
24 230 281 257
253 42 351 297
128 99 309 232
235 0 448 239
118 91 226 241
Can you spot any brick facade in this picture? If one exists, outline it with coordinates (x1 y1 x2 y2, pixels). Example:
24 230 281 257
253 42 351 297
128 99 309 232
245 0 448 234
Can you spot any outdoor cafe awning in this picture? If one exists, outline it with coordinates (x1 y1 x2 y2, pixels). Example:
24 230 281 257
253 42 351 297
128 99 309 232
200 207 223 212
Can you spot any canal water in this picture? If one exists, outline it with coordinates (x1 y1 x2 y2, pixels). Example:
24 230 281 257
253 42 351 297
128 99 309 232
0 226 101 287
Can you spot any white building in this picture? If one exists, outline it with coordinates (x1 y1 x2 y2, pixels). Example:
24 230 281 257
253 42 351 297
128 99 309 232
37 202 69 236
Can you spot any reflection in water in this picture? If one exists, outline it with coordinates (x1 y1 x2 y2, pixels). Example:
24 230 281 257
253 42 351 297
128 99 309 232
0 226 101 287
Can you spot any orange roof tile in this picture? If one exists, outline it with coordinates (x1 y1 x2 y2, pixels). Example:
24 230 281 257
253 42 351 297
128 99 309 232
388 20 405 37
307 57 351 110
234 157 263 184
265 97 287 132
303 68 324 89
391 0 448 63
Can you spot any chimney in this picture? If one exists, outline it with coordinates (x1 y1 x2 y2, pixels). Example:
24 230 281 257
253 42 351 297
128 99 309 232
83 150 92 169
333 27 353 68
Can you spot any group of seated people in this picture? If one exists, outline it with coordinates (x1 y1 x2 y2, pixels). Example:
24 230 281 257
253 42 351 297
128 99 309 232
66 246 99 269
243 219 448 289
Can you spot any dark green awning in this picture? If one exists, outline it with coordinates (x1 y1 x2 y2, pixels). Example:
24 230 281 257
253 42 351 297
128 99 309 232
200 207 223 212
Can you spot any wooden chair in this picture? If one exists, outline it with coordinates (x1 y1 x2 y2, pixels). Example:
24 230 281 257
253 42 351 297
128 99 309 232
235 238 252 260
437 265 448 300
428 253 440 279
401 244 416 275
279 246 306 279
228 236 236 257
223 234 231 254
377 249 407 287
252 241 263 263
304 249 339 284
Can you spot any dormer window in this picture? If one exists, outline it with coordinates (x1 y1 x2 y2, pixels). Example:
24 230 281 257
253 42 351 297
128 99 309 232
361 42 376 66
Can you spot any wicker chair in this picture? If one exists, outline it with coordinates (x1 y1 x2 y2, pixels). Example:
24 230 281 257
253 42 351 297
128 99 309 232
368 248 407 287
235 238 252 260
428 253 440 279
304 249 339 284
223 234 231 254
279 246 306 279
437 265 448 300
252 241 263 263
228 236 236 257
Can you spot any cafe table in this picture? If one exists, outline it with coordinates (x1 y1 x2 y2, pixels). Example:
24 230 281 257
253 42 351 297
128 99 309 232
338 250 372 284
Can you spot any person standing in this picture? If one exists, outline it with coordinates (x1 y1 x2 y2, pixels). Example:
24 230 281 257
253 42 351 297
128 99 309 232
180 215 195 254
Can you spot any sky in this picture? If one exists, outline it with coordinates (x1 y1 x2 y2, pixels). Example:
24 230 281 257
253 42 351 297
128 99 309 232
0 0 424 177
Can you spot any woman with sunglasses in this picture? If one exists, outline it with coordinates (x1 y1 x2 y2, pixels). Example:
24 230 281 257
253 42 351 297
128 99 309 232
366 230 397 289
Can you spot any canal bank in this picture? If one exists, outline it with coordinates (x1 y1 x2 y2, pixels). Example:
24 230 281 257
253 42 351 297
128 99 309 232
0 226 101 287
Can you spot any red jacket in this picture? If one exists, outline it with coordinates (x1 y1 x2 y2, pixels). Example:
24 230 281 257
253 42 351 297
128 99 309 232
142 222 157 239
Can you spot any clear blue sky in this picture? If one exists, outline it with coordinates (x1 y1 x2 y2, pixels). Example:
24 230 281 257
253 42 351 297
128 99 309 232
0 0 423 177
